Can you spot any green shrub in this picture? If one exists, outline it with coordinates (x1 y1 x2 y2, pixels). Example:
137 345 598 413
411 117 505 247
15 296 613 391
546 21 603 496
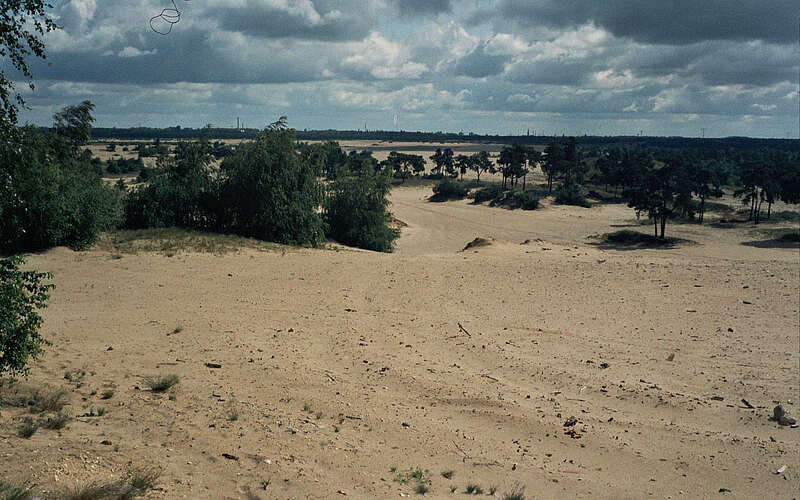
0 127 120 253
554 179 591 207
123 141 217 231
0 256 53 377
473 185 504 204
507 191 540 210
215 119 325 246
324 170 400 252
143 374 179 392
431 179 468 201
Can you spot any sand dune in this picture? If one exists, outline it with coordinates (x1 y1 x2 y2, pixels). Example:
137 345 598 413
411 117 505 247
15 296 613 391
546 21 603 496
2 186 797 499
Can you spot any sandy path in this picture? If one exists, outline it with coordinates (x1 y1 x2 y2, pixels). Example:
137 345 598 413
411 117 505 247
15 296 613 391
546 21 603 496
1 187 798 499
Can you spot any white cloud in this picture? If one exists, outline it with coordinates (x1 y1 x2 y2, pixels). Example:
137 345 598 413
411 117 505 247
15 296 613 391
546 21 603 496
118 47 157 58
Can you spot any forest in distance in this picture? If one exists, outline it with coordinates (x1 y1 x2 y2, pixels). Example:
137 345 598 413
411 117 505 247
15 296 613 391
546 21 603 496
84 125 800 152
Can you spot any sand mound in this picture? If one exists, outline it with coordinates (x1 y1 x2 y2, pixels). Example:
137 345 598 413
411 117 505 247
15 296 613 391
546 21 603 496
462 237 495 251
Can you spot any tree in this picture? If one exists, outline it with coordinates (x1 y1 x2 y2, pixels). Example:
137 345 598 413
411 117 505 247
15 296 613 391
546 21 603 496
216 117 325 245
1 126 120 253
625 161 684 238
542 140 562 193
324 169 399 252
382 151 424 182
497 144 527 189
320 141 347 178
0 256 54 377
53 100 96 154
691 160 725 223
454 154 472 182
430 148 455 177
469 151 495 182
0 1 58 127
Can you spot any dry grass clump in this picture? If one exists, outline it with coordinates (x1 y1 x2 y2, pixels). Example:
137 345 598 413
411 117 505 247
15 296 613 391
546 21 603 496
41 412 71 430
59 467 161 500
143 374 179 392
94 228 283 256
16 417 38 439
0 382 68 414
0 480 35 500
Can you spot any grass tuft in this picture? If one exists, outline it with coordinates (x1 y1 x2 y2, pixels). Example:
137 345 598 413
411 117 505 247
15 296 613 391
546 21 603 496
29 389 68 414
60 466 160 500
42 412 70 430
503 484 526 500
0 480 34 500
414 483 430 495
441 470 454 480
143 374 179 393
17 418 39 439
465 483 484 495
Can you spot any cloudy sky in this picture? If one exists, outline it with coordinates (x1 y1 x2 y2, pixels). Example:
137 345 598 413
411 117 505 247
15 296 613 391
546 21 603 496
14 0 800 137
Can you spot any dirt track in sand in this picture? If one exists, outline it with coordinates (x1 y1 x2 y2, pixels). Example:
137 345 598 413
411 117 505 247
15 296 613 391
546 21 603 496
1 185 798 499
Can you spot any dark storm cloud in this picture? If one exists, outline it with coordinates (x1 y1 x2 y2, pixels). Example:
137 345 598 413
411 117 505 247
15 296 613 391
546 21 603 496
210 0 372 41
504 57 597 86
454 43 508 77
29 28 329 84
499 0 799 44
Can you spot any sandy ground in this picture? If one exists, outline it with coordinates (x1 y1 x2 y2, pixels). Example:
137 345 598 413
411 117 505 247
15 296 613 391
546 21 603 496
1 185 798 500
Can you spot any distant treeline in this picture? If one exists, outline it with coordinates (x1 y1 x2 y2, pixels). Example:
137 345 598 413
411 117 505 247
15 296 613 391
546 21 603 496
79 127 799 152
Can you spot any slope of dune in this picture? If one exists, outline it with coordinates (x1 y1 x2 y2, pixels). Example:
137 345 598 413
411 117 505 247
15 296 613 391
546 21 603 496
1 186 797 499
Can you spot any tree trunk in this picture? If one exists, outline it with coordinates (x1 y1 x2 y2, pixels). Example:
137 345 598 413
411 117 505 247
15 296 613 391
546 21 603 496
767 201 772 219
660 214 666 239
654 218 658 237
523 174 527 190
699 196 705 224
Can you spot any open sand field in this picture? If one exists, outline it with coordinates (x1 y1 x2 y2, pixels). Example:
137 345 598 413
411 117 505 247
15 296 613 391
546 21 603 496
2 183 798 499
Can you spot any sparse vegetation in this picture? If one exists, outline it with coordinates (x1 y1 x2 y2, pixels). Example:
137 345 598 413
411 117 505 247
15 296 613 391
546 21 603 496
41 412 70 430
441 470 454 479
59 467 159 500
143 374 179 392
0 480 34 500
465 483 484 495
554 178 591 208
17 417 38 438
431 179 469 201
473 185 504 204
503 484 526 500
101 389 115 400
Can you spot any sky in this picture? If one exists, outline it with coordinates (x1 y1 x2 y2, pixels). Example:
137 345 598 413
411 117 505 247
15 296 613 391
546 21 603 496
12 0 800 137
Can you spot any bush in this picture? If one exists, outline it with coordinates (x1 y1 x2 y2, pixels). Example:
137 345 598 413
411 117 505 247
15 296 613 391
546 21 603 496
215 119 325 246
599 230 688 247
0 256 54 377
0 127 120 253
506 191 540 210
473 185 504 204
324 171 400 252
431 179 468 201
554 179 591 208
123 143 217 231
